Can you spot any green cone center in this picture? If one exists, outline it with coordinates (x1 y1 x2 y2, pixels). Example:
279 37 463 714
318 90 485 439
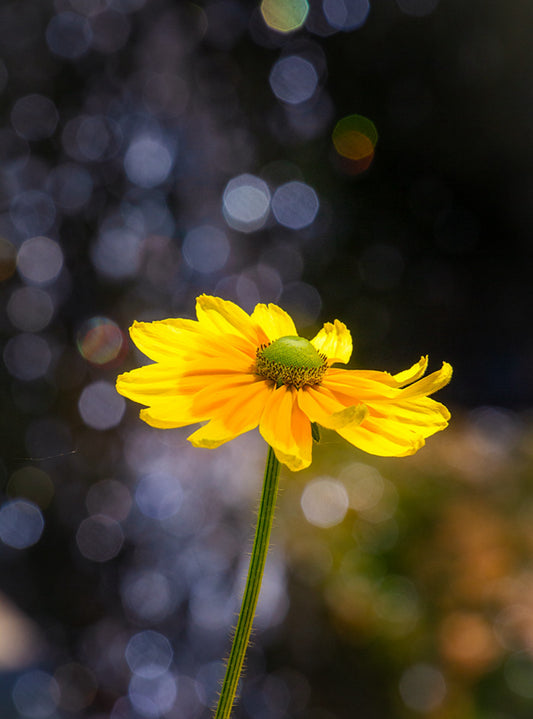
254 336 328 389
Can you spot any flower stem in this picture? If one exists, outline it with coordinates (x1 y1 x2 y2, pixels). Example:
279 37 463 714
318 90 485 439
214 445 281 719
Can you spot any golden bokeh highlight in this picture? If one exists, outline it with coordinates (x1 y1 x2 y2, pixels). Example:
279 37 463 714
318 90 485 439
77 317 127 367
332 114 378 174
439 611 501 675
260 0 309 33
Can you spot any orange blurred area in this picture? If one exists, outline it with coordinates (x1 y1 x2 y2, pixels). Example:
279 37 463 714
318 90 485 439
276 411 533 717
332 114 378 174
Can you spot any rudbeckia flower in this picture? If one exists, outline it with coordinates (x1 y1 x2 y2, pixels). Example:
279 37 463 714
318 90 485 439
116 294 452 471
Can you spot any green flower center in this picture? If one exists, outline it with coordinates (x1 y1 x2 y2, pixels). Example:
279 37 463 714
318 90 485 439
254 335 328 389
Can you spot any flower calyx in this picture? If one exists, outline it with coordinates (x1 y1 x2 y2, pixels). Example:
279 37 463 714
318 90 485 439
254 335 328 389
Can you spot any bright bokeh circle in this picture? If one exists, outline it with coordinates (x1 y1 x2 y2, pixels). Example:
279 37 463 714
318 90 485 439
260 0 309 33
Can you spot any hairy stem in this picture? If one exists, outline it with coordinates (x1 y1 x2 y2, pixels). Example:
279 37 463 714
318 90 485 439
214 445 281 719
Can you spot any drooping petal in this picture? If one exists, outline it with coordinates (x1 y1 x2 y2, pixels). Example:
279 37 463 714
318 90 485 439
322 369 401 400
250 303 297 342
349 356 430 388
392 356 428 386
367 396 451 431
260 386 312 471
337 419 425 457
395 362 453 398
322 363 451 457
297 385 368 430
311 320 352 365
195 294 262 345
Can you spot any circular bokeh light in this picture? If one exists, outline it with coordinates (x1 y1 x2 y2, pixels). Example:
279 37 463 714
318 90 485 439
10 191 56 236
222 174 270 232
12 670 59 718
7 467 55 509
300 477 349 528
271 181 319 229
182 225 230 273
269 55 318 105
323 0 370 31
17 236 64 285
77 317 127 367
125 631 173 678
11 94 59 141
3 333 52 381
0 499 45 550
7 286 54 332
46 11 93 59
260 0 309 33
332 113 378 174
124 134 174 188
78 380 126 430
76 515 124 562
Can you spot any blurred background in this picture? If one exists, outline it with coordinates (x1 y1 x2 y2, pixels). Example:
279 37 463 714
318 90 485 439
1 0 532 717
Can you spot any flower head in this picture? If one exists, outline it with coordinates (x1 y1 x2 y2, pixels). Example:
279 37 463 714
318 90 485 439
116 295 452 471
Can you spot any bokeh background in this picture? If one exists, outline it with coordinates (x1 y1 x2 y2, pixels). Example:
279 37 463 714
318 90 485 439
1 0 533 717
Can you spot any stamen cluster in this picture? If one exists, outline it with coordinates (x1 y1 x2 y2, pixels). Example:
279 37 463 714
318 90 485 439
254 337 328 389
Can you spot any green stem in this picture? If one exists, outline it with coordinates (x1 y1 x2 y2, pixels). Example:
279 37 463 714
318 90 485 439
214 445 281 719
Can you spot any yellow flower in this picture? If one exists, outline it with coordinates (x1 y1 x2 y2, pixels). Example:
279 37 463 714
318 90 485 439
116 294 452 471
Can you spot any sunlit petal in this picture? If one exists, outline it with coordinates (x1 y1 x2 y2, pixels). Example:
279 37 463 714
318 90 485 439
195 294 262 345
260 386 312 471
117 295 452 470
398 362 453 398
139 395 205 428
250 302 297 341
187 382 267 447
188 419 241 449
323 369 400 400
392 356 428 385
129 319 197 362
337 419 425 457
116 363 181 404
298 385 368 430
311 320 352 364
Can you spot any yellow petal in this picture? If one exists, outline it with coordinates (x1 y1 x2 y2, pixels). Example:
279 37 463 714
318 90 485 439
187 419 241 449
311 320 352 364
337 419 426 457
250 303 297 341
129 319 199 362
323 370 400 400
398 362 453 399
116 363 182 404
139 395 205 428
191 375 268 418
392 356 428 386
195 294 260 345
187 375 270 445
322 365 451 456
336 356 428 390
259 386 312 471
368 396 451 433
297 385 368 430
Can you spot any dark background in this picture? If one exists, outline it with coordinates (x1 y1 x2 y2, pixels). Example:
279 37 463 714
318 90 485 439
1 1 532 718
